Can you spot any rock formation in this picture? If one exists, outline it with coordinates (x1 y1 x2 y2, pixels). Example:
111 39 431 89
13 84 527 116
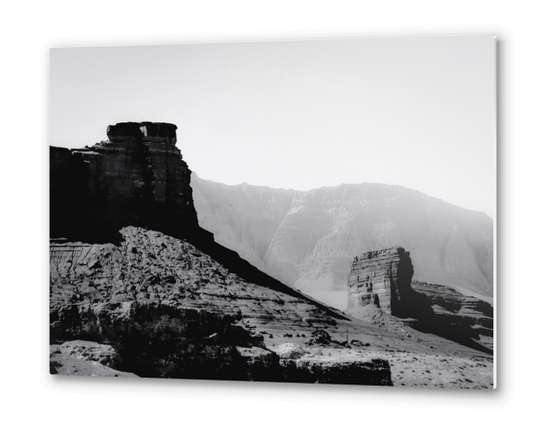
51 122 204 243
410 281 494 351
346 247 493 353
347 247 415 316
190 180 494 305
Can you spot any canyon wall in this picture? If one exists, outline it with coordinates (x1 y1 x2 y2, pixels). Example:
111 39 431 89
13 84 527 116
346 247 414 316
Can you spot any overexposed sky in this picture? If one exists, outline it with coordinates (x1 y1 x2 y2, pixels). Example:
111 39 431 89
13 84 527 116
50 35 495 217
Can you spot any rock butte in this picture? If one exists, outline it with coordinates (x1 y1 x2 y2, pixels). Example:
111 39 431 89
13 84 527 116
347 247 414 315
50 121 202 243
50 122 493 388
347 247 493 353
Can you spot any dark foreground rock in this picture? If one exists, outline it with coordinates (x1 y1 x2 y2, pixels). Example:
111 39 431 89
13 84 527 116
279 357 392 385
51 301 275 380
410 281 494 351
50 299 392 384
347 247 415 316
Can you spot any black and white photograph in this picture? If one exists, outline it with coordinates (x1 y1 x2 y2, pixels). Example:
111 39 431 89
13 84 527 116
49 35 495 388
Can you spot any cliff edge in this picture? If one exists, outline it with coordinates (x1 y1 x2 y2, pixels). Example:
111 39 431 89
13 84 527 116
51 122 205 243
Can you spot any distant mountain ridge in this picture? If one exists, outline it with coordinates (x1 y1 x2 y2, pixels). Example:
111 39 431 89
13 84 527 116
191 175 493 304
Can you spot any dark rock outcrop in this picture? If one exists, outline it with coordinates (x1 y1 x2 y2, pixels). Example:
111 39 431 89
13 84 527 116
278 357 392 385
50 301 278 380
106 122 178 144
50 300 392 384
50 122 204 243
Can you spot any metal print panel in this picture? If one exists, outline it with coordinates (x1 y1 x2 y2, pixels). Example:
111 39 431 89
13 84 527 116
49 35 496 388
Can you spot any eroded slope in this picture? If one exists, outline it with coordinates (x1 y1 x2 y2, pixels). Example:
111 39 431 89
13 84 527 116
50 227 492 387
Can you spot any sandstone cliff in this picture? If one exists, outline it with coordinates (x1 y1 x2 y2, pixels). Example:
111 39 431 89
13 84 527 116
51 122 204 243
411 280 494 351
347 247 415 317
50 226 395 384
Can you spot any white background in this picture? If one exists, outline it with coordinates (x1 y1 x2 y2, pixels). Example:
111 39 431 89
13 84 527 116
1 0 539 422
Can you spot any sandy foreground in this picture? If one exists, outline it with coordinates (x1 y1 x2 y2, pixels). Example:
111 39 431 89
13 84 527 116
366 351 492 389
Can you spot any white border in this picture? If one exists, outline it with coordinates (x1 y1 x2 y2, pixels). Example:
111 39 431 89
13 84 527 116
3 0 538 422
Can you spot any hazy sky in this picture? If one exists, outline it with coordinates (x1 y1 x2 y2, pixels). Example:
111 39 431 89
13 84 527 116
50 35 495 217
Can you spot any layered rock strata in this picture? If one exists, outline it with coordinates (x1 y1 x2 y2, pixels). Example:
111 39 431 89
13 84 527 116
411 281 493 327
347 247 414 316
51 301 278 380
50 122 204 243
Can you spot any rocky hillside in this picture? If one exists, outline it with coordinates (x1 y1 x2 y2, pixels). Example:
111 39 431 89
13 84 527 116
347 247 415 316
50 227 492 387
50 227 398 383
191 179 494 304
